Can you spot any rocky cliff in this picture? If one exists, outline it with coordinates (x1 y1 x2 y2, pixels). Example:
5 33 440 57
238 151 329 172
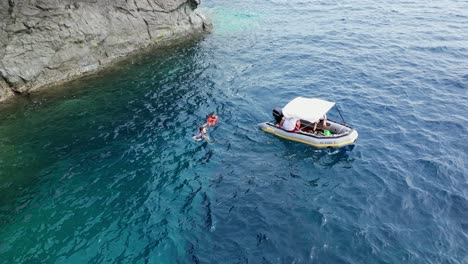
0 0 211 101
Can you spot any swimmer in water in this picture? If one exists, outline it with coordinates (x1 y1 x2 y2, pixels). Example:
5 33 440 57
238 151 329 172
192 125 210 141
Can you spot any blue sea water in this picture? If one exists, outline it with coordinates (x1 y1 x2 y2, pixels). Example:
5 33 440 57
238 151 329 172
0 0 467 263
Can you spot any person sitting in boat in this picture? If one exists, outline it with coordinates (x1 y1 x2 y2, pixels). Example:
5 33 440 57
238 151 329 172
277 117 301 132
313 114 327 133
193 125 210 141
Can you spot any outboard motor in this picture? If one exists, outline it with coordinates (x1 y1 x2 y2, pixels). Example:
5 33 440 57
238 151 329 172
273 108 283 123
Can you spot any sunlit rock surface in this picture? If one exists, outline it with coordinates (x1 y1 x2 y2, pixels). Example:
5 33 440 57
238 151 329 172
0 0 211 101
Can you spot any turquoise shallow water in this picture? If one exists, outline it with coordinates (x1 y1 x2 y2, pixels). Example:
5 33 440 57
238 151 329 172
1 0 468 263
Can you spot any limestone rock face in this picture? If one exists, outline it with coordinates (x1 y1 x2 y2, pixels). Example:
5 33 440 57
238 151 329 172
0 0 211 101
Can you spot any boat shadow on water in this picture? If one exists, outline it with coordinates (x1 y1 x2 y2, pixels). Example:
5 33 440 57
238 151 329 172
278 139 356 169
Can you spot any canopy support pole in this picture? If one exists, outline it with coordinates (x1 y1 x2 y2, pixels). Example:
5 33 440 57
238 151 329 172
336 105 347 124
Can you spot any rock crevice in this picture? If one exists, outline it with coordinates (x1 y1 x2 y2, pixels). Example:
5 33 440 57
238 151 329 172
0 0 212 101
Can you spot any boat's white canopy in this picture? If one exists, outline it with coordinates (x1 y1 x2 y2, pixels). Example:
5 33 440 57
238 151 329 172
282 97 335 123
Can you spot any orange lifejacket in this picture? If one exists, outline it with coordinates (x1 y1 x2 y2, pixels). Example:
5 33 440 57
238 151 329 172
206 115 218 126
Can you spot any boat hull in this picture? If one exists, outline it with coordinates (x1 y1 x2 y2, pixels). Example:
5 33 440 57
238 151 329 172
259 122 358 149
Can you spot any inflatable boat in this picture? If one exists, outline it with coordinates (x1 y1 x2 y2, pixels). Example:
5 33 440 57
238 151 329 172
259 97 358 149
